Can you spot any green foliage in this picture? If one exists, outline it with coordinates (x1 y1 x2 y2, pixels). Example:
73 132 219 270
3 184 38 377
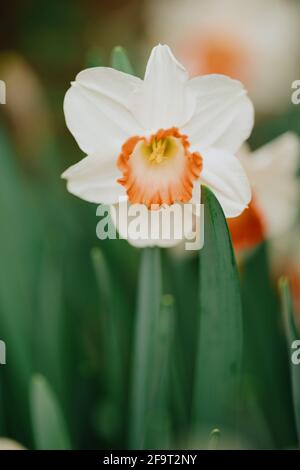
192 187 243 441
111 46 135 75
129 247 162 449
0 39 299 451
279 277 300 446
242 247 296 448
30 375 71 450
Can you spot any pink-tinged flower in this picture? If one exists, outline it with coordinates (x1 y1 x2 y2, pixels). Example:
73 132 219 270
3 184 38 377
145 0 300 114
228 133 300 252
62 44 253 247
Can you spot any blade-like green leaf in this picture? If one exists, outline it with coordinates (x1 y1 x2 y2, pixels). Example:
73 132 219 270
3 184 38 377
129 247 162 449
91 247 124 441
279 277 300 445
167 253 198 433
111 46 134 75
192 186 242 440
35 246 65 404
145 294 174 448
91 247 123 391
0 129 34 443
242 245 296 448
208 428 221 450
85 47 105 68
163 251 198 439
0 376 5 435
30 374 71 450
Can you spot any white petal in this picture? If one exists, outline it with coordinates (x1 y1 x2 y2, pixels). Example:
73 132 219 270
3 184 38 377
241 132 300 178
129 44 195 130
110 200 198 248
241 132 300 237
75 67 142 107
64 69 143 156
199 147 251 217
62 153 125 204
257 183 299 238
183 75 254 153
0 438 25 450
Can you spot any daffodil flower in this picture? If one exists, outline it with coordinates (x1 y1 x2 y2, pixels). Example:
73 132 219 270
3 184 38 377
62 44 253 247
228 132 300 252
146 0 300 114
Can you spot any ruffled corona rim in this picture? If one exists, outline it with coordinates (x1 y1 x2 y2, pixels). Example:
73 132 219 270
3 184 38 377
117 127 202 208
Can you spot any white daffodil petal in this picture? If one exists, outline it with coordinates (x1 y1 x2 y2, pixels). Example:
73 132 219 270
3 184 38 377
64 77 142 156
199 147 251 217
110 200 196 248
62 154 125 204
258 184 299 238
75 67 142 108
213 95 254 153
241 132 300 237
183 74 254 153
129 44 195 130
245 132 300 176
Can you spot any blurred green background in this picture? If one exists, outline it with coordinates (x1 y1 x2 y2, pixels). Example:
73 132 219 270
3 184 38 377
0 0 300 450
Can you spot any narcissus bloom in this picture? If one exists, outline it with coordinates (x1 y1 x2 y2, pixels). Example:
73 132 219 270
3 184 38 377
62 44 253 247
146 0 300 114
228 132 300 252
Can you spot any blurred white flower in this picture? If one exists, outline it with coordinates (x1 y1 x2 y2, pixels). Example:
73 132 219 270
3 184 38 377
62 44 253 247
228 132 300 252
0 438 25 450
145 0 300 114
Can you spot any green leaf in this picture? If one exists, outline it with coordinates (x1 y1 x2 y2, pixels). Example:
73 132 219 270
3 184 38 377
129 247 162 449
0 377 6 435
280 276 298 339
91 248 123 393
91 247 124 440
34 246 65 403
208 428 221 450
0 129 34 442
166 253 198 434
192 186 243 439
279 277 300 445
145 294 174 448
85 47 105 68
111 46 134 75
242 245 296 448
30 374 71 450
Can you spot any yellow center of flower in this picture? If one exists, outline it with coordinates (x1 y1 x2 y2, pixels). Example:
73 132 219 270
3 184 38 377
117 127 203 208
141 135 179 166
148 138 168 164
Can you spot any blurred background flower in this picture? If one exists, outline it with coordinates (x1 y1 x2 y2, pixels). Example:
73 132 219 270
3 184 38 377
228 132 300 253
145 0 300 115
0 438 25 450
